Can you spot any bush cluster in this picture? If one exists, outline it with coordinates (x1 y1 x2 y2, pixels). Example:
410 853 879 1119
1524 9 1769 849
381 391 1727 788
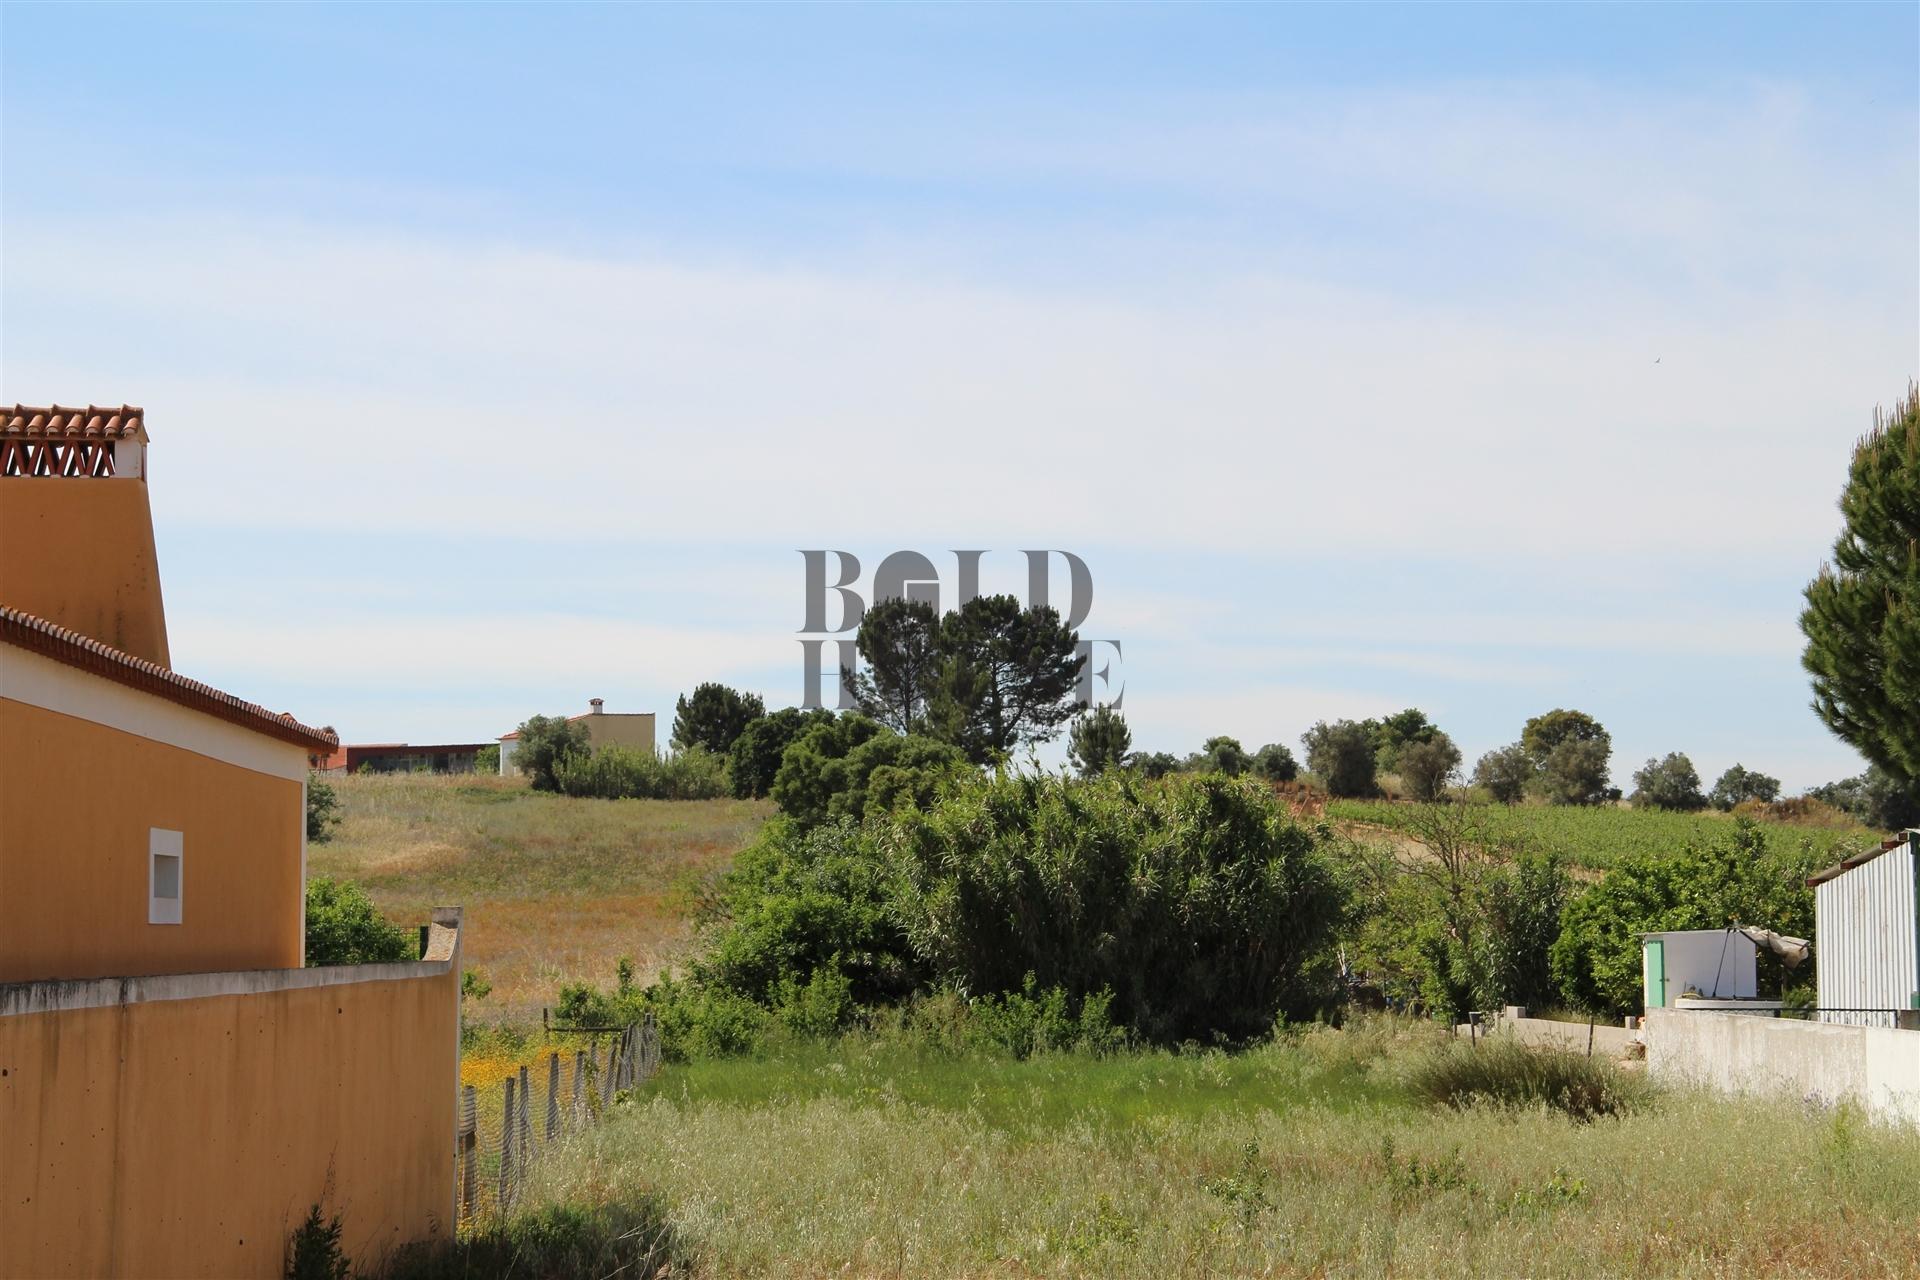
1402 1035 1647 1122
1345 807 1568 1022
769 714 972 829
550 745 730 800
557 771 1350 1058
304 877 416 967
888 771 1348 1042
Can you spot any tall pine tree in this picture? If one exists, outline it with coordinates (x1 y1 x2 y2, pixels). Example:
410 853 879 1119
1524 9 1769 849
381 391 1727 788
1067 704 1132 776
843 596 942 733
1802 385 1920 780
931 594 1086 765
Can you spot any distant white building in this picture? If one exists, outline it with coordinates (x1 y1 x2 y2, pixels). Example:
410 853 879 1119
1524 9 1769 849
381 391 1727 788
1809 830 1920 1028
498 698 657 775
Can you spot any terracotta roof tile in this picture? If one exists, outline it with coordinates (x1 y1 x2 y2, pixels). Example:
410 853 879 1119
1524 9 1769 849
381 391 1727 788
1 605 336 753
3 405 146 440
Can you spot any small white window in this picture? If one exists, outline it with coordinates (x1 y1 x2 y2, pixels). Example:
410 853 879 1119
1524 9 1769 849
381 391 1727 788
149 828 183 925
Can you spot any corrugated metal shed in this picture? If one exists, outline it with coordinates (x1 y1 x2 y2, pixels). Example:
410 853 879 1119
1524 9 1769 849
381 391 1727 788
1812 833 1920 1027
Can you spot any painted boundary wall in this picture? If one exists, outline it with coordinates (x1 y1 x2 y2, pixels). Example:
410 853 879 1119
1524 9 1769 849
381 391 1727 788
0 909 462 1279
1645 1007 1920 1127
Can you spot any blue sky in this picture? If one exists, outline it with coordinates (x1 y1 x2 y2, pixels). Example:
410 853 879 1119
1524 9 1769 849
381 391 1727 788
4 3 1916 790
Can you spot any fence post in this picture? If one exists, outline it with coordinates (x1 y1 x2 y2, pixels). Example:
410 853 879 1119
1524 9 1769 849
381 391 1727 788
547 1052 561 1141
500 1075 516 1209
601 1036 616 1108
460 1085 477 1222
518 1064 533 1178
572 1049 587 1126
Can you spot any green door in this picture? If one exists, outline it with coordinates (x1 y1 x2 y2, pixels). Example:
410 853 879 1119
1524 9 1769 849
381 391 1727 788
1644 939 1666 1010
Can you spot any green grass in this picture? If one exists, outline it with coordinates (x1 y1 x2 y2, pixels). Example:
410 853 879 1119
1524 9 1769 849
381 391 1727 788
635 1024 1410 1133
1328 798 1877 870
493 1022 1920 1278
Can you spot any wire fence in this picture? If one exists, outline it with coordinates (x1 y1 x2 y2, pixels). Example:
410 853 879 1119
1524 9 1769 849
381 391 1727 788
456 1015 661 1223
1777 1006 1917 1028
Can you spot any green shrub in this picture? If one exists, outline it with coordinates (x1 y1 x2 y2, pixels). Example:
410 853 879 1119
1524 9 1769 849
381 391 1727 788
285 1204 349 1280
510 715 592 791
306 773 341 843
1403 1035 1647 1121
1479 850 1570 1011
304 877 415 966
472 744 500 774
770 715 971 828
887 771 1349 1042
551 745 730 800
651 980 770 1059
1338 805 1571 1022
702 819 924 1008
556 966 770 1061
729 707 835 799
772 967 858 1038
968 974 1126 1059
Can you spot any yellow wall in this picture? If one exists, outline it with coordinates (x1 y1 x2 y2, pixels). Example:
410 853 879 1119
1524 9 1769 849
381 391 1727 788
0 477 171 667
0 952 458 1277
586 712 655 755
0 697 303 983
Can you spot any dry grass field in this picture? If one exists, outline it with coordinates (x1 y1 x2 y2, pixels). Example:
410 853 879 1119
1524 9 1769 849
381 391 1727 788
309 772 769 1024
507 1020 1920 1279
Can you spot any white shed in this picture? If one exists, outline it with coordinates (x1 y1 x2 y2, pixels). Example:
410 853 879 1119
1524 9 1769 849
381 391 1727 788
1641 929 1759 1010
1810 831 1920 1028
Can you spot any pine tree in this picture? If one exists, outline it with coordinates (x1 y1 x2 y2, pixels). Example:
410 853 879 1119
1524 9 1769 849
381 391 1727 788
931 594 1085 765
671 683 766 754
1067 704 1132 776
1801 385 1920 780
843 597 943 733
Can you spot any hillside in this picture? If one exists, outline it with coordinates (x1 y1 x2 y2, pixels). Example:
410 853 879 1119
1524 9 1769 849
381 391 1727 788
1327 797 1876 871
308 773 769 1023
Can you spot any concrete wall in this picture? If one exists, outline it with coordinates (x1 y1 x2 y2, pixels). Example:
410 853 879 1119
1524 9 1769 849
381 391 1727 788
1645 1008 1920 1126
0 911 461 1278
0 476 171 667
1456 1014 1636 1057
0 667 307 983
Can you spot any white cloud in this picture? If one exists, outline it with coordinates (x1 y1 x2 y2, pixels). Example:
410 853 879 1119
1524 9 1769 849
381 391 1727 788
168 612 788 695
6 211 1906 569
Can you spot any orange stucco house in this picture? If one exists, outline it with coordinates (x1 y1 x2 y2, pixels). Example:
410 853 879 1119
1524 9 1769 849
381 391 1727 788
0 406 463 1277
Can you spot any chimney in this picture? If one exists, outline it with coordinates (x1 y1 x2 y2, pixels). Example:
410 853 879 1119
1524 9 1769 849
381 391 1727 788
0 404 170 666
589 698 605 715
